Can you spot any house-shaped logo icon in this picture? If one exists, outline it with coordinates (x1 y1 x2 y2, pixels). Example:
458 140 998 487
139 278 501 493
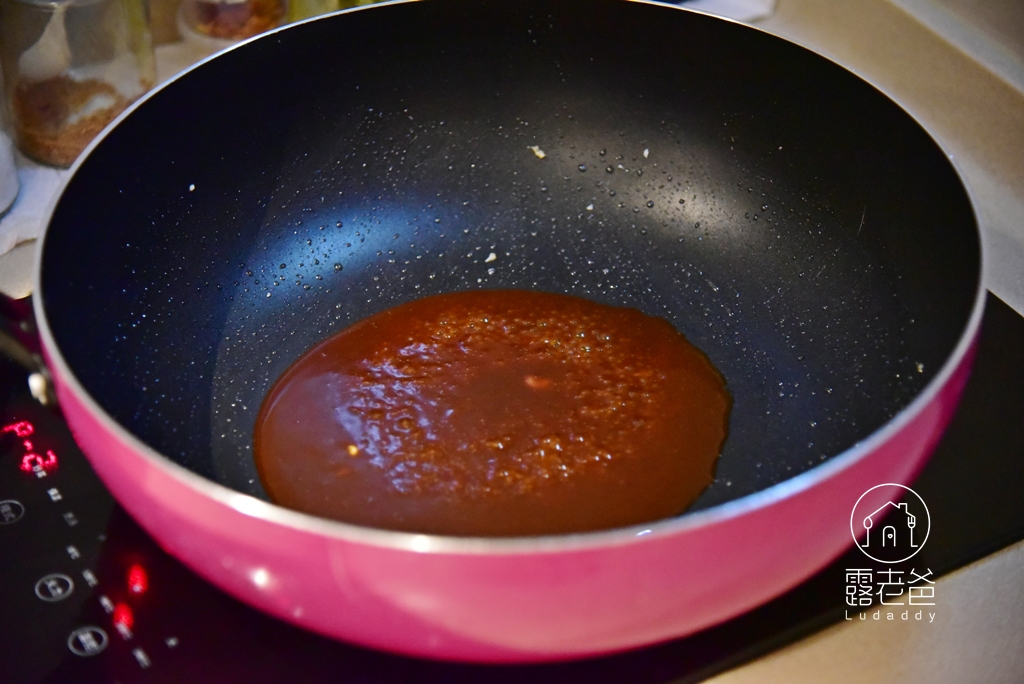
859 501 918 551
850 484 930 564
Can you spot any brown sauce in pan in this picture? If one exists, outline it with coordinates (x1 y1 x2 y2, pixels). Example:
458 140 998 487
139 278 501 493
253 290 730 536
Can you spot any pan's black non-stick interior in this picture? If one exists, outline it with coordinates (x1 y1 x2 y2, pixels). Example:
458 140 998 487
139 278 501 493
41 0 979 515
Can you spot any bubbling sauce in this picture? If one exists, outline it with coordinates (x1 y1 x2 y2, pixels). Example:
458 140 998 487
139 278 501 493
253 290 730 536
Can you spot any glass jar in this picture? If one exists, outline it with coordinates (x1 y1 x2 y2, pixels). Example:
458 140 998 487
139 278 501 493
0 65 19 215
0 0 156 167
287 0 382 24
179 0 285 41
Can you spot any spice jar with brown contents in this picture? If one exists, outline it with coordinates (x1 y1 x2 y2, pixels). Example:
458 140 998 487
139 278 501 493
179 0 285 41
0 0 156 167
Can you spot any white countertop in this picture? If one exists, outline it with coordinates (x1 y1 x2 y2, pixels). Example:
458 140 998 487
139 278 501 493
1 1 1022 680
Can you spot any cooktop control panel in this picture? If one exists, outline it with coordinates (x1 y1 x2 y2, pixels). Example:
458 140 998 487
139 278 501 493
0 363 175 682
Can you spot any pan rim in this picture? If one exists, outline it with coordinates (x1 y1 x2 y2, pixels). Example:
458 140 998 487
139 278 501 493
31 0 987 556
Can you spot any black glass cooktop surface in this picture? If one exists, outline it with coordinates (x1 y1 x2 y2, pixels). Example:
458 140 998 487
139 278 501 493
2 292 1023 683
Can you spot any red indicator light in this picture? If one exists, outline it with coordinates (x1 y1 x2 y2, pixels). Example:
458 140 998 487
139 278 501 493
128 564 148 595
19 450 57 474
113 603 134 630
2 421 33 437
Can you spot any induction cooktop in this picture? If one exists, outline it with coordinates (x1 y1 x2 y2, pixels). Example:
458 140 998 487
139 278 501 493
2 292 1023 684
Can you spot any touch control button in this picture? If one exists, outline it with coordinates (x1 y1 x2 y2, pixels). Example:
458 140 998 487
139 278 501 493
68 626 109 656
0 499 25 524
35 573 74 601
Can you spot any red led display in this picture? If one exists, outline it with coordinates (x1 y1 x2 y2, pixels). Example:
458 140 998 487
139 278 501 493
3 420 58 476
20 450 57 474
128 564 149 595
3 420 33 438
